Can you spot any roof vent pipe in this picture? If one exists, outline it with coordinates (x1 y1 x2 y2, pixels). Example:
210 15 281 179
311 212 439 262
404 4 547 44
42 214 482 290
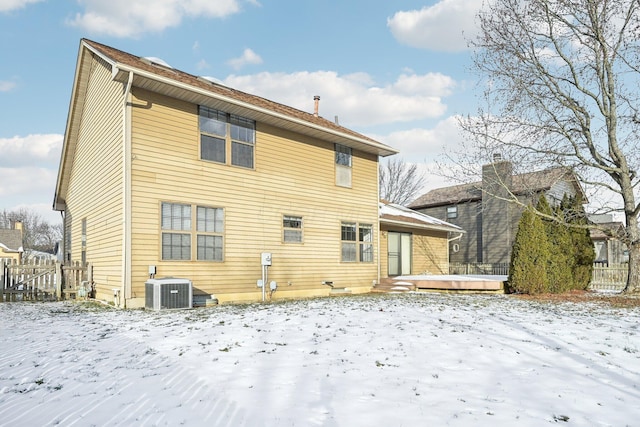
313 95 320 117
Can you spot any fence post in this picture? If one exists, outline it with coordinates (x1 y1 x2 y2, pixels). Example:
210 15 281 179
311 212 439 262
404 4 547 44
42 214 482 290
1 260 5 302
55 262 62 300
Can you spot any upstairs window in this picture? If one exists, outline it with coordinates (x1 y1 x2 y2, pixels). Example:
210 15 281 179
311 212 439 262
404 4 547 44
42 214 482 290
199 107 226 164
335 144 352 187
447 206 458 219
199 106 255 169
230 115 255 168
335 144 352 166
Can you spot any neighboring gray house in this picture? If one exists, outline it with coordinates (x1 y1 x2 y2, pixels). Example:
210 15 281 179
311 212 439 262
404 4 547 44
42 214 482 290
0 221 24 263
409 159 586 265
589 214 628 265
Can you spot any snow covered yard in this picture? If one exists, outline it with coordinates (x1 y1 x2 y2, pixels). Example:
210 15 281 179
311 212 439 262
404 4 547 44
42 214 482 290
1 293 639 426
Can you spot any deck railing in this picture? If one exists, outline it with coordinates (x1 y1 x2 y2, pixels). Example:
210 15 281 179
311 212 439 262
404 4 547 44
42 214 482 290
449 262 510 276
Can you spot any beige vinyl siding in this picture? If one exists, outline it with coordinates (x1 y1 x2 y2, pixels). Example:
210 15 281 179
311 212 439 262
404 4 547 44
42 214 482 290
380 225 449 278
64 54 125 299
129 88 379 302
412 231 448 274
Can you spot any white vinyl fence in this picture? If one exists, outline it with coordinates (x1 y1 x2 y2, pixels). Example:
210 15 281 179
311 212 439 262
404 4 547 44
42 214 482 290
449 262 628 292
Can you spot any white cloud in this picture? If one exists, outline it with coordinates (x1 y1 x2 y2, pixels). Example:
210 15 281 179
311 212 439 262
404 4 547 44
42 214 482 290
0 167 57 202
224 71 456 127
67 0 242 38
393 73 455 97
0 0 43 13
374 116 468 199
0 134 62 222
388 0 482 52
373 116 463 163
196 59 210 70
227 48 263 70
0 134 62 167
0 80 16 92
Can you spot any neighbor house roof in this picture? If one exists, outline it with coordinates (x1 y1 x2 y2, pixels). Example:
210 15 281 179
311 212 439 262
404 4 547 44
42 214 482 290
590 222 625 241
54 39 398 211
379 201 464 234
0 229 23 253
409 167 582 209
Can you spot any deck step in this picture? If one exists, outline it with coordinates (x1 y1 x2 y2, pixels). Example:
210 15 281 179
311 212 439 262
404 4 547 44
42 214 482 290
373 275 506 293
372 279 416 293
330 287 352 295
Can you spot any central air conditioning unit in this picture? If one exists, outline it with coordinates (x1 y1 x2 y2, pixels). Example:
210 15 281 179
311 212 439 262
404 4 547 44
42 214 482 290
145 278 193 310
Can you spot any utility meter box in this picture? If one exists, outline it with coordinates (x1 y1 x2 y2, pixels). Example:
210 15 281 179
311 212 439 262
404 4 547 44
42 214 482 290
261 252 272 266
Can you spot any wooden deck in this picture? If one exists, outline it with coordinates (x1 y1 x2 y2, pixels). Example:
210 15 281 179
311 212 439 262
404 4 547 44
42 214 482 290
375 275 506 293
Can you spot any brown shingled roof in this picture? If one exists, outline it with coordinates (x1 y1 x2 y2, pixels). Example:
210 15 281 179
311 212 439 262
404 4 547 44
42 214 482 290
0 229 23 252
83 39 390 151
409 167 575 208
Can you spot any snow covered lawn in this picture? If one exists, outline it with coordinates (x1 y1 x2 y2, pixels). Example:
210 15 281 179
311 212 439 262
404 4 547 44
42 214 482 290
1 293 639 426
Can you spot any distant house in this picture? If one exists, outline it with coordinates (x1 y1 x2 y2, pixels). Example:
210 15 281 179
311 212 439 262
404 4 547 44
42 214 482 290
379 201 463 277
409 158 586 265
53 39 399 307
589 214 628 265
0 221 24 263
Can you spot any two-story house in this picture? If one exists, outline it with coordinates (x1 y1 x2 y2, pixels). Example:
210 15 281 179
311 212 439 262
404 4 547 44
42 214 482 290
53 39 400 307
409 157 585 265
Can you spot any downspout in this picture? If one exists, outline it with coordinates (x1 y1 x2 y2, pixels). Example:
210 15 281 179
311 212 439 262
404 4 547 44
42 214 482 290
376 162 381 286
59 211 65 261
447 232 464 244
447 231 464 271
121 70 133 307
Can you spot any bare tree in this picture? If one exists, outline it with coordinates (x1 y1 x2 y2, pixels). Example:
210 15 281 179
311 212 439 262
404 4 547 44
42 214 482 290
379 158 426 205
458 0 640 292
0 209 62 255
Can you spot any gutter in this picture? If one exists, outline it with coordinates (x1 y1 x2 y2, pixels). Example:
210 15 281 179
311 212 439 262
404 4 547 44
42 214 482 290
448 231 464 243
380 218 465 235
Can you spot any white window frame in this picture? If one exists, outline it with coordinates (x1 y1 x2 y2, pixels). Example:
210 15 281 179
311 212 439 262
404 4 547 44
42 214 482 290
359 224 374 263
283 215 303 243
161 202 225 261
335 144 352 188
341 221 373 262
199 106 255 169
161 202 192 261
447 205 458 219
196 206 224 261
